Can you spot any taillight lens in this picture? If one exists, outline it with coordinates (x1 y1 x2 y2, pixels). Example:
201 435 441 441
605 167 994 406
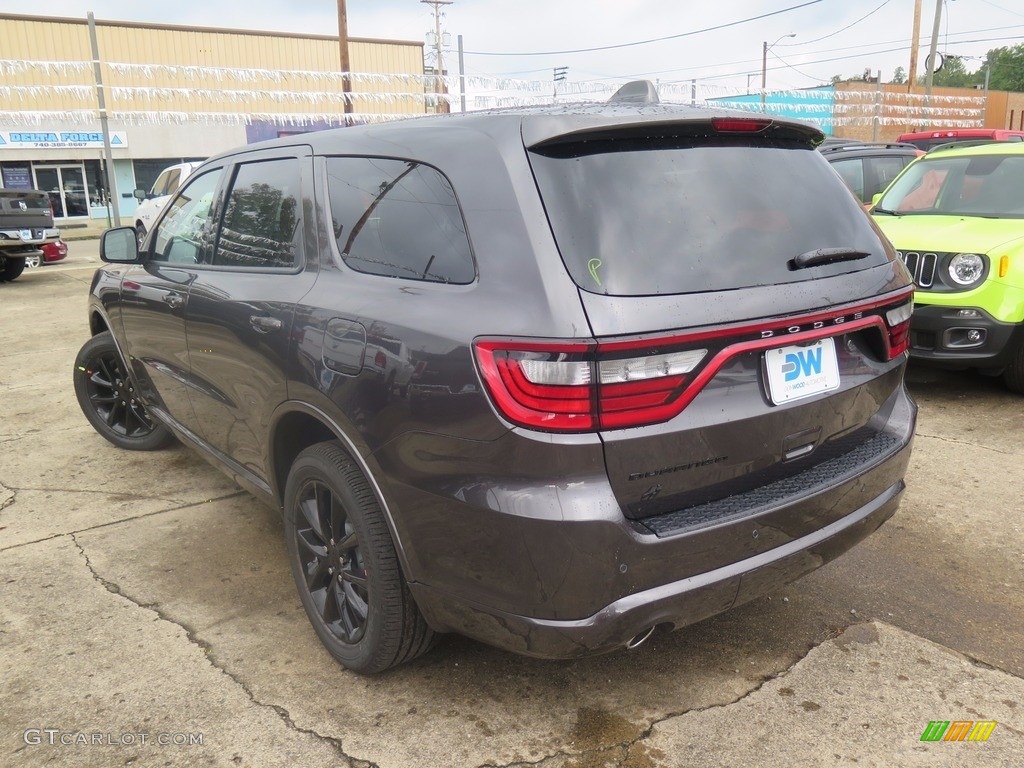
884 301 913 357
374 350 387 368
711 117 772 133
475 340 708 432
474 290 913 433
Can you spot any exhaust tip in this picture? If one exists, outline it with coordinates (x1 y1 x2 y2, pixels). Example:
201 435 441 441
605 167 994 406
625 625 656 650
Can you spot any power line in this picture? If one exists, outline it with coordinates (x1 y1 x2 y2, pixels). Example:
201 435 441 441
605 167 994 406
463 0 822 56
776 0 892 47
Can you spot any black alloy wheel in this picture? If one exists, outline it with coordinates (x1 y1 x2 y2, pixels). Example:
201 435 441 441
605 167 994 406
284 441 435 674
73 331 173 451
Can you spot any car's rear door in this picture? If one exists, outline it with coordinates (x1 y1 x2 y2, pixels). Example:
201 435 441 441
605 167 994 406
528 120 914 566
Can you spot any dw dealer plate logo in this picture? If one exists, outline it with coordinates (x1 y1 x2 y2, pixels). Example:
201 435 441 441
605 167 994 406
764 338 840 405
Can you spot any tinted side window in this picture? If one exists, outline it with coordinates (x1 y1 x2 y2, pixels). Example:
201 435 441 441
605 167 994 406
326 157 474 284
151 169 223 264
214 158 302 269
831 158 865 201
871 156 910 194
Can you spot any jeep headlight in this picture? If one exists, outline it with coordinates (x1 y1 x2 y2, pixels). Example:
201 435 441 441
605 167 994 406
948 253 985 286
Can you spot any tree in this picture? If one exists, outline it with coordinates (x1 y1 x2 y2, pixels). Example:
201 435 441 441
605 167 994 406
892 66 906 84
987 44 1024 92
916 55 982 88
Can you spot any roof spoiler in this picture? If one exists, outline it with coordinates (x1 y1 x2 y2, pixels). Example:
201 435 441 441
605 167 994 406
608 80 660 105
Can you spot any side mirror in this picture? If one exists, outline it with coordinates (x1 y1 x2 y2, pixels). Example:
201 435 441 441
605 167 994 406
133 188 147 201
100 226 141 264
871 193 883 208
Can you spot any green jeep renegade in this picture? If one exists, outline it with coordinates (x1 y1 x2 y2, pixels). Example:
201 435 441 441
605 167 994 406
872 142 1024 392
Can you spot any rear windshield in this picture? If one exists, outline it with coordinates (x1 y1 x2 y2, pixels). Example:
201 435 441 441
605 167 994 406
529 138 892 296
1 194 49 212
876 153 1024 218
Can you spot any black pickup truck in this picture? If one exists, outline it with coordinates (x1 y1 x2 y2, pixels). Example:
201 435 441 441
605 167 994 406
0 189 61 282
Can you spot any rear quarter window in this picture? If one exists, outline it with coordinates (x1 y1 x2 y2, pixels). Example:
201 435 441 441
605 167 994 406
530 138 893 296
325 157 475 284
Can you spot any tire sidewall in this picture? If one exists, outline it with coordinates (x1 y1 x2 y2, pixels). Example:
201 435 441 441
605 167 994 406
283 447 389 672
73 332 172 451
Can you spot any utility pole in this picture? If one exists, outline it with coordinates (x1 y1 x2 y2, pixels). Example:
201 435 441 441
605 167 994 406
337 0 353 120
87 12 120 227
923 0 943 124
457 34 466 113
422 0 453 112
908 0 922 91
553 66 568 102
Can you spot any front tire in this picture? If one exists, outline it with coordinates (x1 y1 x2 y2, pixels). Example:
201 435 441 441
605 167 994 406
73 331 174 450
284 441 435 674
1003 339 1024 394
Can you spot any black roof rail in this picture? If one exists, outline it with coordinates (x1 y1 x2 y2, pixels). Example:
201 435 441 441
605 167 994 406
608 80 660 105
926 139 1015 153
818 141 920 154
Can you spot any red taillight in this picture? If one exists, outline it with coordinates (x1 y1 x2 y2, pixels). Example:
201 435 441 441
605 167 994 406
711 117 772 133
474 341 706 432
474 290 914 434
374 350 386 368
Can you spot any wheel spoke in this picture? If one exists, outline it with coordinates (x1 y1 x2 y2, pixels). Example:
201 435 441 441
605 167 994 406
342 580 369 622
336 529 358 554
90 392 117 404
106 399 122 428
89 370 113 389
298 493 326 541
329 492 347 544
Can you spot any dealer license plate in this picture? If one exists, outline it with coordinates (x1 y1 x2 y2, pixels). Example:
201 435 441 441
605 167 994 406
764 338 840 405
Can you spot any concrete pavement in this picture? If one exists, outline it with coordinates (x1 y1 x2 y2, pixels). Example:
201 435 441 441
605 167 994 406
2 252 1022 767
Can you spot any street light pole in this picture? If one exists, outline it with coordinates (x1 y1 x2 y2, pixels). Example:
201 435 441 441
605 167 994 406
761 33 795 112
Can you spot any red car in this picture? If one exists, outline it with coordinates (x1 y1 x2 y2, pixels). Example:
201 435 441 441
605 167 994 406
24 239 68 269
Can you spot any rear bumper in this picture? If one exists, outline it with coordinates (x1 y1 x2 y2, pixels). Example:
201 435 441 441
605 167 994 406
409 476 904 658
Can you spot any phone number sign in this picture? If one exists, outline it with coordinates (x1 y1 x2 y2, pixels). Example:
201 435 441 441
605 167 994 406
0 131 128 149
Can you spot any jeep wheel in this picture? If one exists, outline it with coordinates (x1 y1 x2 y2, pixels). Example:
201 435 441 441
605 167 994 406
1003 340 1024 394
24 253 42 269
284 441 435 674
1 257 26 282
73 331 174 450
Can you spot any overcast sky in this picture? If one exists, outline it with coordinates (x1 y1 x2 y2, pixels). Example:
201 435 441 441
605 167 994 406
8 1 1024 93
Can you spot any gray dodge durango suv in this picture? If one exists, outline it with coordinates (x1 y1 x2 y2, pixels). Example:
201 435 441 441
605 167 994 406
74 84 916 674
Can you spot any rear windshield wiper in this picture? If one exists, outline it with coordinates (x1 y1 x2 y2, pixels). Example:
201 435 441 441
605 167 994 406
791 247 871 269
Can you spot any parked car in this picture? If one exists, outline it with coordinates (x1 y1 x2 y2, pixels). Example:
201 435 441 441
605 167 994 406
74 83 917 674
24 238 68 269
132 161 203 242
897 128 1024 152
819 140 922 207
0 188 60 282
872 141 1024 392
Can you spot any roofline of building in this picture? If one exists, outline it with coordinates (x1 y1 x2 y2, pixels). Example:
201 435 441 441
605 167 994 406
0 12 423 49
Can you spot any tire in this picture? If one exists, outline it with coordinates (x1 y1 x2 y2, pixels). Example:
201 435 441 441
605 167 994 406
1003 340 1024 394
284 441 435 674
73 331 174 451
24 253 42 269
135 222 147 245
1 257 26 282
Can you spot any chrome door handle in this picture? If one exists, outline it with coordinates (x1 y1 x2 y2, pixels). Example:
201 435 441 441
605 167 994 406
250 315 283 333
163 292 184 309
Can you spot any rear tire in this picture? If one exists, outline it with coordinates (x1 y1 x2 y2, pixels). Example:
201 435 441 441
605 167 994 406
73 331 174 450
24 253 42 269
1 257 26 282
1002 339 1024 394
284 441 435 674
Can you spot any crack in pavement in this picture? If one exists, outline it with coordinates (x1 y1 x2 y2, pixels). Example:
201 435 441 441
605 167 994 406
477 633 845 768
0 491 247 552
915 431 1020 456
68 532 377 768
0 478 15 511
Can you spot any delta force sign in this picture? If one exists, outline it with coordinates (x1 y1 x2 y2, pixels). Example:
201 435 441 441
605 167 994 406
0 130 129 149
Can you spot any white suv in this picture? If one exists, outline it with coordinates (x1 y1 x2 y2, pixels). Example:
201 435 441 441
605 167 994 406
132 161 202 241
